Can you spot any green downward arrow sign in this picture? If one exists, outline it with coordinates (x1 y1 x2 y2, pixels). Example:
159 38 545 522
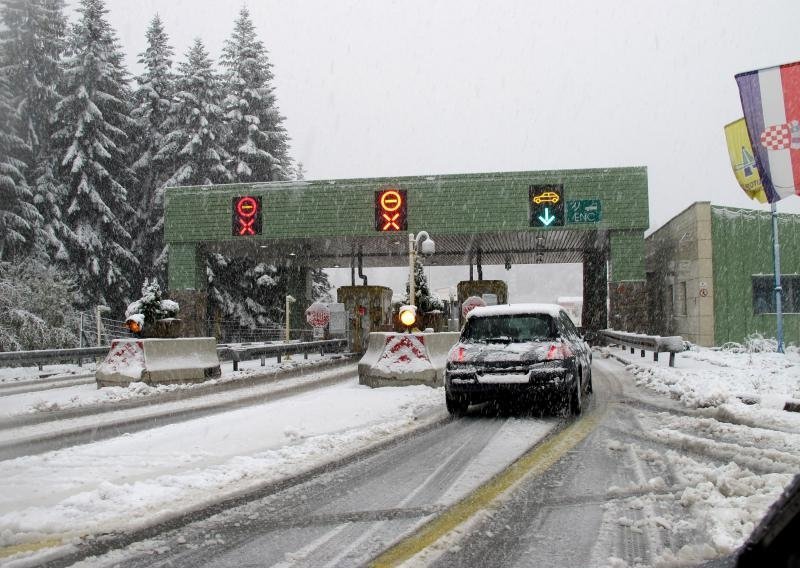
538 207 555 226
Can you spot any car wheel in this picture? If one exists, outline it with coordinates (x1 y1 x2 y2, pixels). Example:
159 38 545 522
569 373 582 415
586 367 593 393
446 393 469 416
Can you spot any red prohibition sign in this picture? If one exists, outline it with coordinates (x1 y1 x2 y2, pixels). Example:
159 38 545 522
380 190 403 212
236 196 258 218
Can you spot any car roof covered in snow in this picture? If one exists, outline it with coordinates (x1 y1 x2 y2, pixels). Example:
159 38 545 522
466 303 565 319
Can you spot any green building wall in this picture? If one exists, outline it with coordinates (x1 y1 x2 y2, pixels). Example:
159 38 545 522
711 206 800 346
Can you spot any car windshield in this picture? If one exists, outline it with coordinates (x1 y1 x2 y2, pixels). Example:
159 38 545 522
462 314 557 343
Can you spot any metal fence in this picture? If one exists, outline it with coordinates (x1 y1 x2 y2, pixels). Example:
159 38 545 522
218 339 349 370
77 310 134 347
74 314 326 346
206 319 318 343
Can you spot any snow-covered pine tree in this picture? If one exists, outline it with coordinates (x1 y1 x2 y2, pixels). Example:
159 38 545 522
50 0 138 314
206 254 283 334
0 0 67 262
0 0 67 165
158 38 232 187
130 14 175 283
0 260 80 351
0 71 40 261
220 6 292 182
405 257 444 313
311 268 332 302
31 162 70 261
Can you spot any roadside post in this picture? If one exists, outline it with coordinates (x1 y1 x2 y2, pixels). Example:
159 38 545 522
408 231 436 308
285 295 296 360
95 305 110 347
770 203 785 353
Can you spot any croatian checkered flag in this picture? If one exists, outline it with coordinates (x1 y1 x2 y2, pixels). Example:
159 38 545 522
736 60 800 203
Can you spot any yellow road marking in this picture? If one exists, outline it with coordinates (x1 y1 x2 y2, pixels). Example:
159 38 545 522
370 408 605 567
0 538 62 559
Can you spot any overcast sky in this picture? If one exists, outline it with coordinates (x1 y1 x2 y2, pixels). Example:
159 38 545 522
100 0 800 302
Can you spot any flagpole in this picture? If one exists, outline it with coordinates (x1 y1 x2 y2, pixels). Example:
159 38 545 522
770 201 785 353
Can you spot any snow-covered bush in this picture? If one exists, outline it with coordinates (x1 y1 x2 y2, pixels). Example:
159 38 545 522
743 333 778 353
125 279 179 328
720 334 787 354
0 261 80 350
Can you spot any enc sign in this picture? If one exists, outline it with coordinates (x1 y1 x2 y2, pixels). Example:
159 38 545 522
232 196 262 236
566 199 602 224
375 188 407 232
529 184 565 228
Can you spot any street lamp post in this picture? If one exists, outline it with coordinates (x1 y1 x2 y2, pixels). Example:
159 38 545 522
408 231 435 308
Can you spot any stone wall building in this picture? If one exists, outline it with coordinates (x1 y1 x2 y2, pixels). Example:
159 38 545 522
646 202 800 347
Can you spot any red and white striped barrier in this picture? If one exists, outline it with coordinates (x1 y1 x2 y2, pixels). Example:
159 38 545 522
96 338 221 387
358 332 459 388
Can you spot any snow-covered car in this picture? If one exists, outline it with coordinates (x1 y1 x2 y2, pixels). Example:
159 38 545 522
445 303 592 415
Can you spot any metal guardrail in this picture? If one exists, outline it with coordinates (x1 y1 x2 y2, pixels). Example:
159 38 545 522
0 346 110 370
219 339 349 371
0 339 350 372
598 329 686 367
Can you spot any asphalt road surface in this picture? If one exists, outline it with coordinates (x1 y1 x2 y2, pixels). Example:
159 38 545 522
71 358 744 568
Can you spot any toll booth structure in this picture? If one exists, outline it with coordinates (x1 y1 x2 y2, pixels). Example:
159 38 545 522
164 167 650 337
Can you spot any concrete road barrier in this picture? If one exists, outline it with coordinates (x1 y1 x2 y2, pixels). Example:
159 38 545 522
96 338 221 388
359 332 459 388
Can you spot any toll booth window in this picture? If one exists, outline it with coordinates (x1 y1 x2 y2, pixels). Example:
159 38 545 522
232 196 262 236
375 189 407 231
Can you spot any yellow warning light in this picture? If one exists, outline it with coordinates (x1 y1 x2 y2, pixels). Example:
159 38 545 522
399 305 417 327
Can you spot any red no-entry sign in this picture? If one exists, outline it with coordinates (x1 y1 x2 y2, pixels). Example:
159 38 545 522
305 302 331 327
232 196 262 236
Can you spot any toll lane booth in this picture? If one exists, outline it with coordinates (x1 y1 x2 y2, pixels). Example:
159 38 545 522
337 285 393 352
456 280 508 325
164 167 649 338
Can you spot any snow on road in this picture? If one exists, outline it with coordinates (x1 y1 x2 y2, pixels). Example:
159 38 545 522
625 344 799 400
0 379 445 549
1 344 798 566
610 344 800 431
595 346 800 564
0 364 96 385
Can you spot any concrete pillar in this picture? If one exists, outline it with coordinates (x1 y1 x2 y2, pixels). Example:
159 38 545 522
608 281 649 333
167 243 208 338
582 251 607 331
284 265 312 332
170 290 208 337
607 230 648 333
